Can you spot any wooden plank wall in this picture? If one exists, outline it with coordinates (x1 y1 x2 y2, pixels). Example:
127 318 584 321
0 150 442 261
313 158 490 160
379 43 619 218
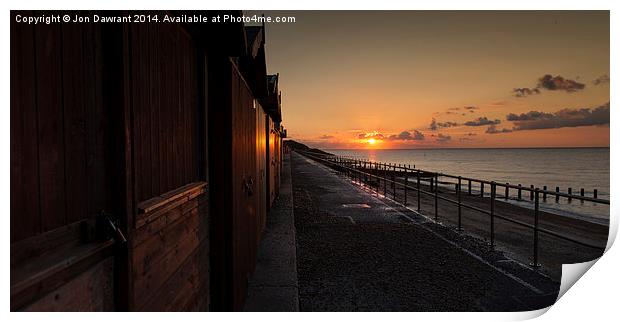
129 23 200 203
10 15 111 244
134 184 209 311
230 66 259 310
256 105 268 245
127 22 209 311
267 119 278 207
10 14 117 311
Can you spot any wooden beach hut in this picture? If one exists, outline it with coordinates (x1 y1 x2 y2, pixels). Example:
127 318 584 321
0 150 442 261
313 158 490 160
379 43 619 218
11 10 283 312
261 74 284 209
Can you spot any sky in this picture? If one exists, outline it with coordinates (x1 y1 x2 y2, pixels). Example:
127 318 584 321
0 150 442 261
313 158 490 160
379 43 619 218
258 11 610 149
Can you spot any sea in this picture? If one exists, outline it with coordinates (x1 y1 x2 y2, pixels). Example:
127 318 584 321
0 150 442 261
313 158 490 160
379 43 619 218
326 148 610 225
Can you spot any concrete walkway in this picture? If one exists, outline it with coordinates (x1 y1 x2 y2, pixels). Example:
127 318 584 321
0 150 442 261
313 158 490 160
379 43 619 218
244 153 299 312
290 152 559 311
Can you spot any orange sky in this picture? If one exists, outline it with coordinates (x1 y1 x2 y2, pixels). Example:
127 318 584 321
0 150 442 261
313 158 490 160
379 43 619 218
258 11 610 149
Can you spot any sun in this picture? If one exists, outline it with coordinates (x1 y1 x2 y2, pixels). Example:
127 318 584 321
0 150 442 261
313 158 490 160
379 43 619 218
367 138 377 145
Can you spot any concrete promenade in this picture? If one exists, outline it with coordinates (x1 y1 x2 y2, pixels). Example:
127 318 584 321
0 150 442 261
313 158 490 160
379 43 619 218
244 153 299 311
289 152 559 311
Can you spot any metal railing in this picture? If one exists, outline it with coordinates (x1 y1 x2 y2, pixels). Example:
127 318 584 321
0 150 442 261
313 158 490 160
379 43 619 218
297 150 609 267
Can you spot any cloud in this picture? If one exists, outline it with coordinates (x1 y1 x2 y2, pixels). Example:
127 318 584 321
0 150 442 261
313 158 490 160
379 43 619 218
429 119 438 130
386 130 425 141
430 118 459 130
509 102 609 131
438 121 459 128
506 111 553 121
538 74 585 92
513 74 585 97
436 133 451 142
463 106 478 113
358 132 385 140
464 117 501 126
319 134 334 140
513 87 541 98
593 74 610 86
486 124 513 134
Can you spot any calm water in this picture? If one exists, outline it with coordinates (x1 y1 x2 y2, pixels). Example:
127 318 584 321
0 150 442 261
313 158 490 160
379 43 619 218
327 148 610 224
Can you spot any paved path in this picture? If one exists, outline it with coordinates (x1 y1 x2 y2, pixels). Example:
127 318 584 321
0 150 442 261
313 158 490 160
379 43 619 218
244 153 299 312
290 152 559 311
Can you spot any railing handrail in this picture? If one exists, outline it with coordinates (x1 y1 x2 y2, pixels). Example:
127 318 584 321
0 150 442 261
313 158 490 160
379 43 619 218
298 149 609 204
295 149 606 268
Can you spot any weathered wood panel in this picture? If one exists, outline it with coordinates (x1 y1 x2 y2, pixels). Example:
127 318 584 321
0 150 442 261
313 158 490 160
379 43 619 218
22 257 115 312
11 20 112 243
133 183 208 311
12 13 215 312
126 21 208 311
11 17 119 312
256 105 268 242
267 118 279 207
11 17 40 241
230 64 260 310
129 23 200 203
35 23 66 233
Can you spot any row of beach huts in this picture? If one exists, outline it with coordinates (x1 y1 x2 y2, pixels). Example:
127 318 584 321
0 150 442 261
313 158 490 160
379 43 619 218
11 11 285 311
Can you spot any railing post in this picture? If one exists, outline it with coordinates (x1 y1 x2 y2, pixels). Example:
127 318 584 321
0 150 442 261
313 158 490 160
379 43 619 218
580 188 585 204
457 176 463 231
364 161 367 184
531 188 541 268
468 180 472 195
594 189 598 199
517 184 522 200
490 182 496 248
530 185 534 201
404 168 408 206
543 185 547 201
417 170 421 212
434 172 439 221
374 162 379 195
430 176 434 192
555 186 560 203
568 187 572 203
392 163 396 200
383 163 387 197
505 183 509 200
480 182 484 197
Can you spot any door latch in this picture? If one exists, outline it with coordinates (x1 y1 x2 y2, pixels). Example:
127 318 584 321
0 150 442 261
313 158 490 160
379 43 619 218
97 211 128 244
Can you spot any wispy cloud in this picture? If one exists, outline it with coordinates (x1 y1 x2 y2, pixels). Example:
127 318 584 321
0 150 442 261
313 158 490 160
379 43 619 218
513 87 541 98
386 130 425 141
538 74 585 92
513 74 585 97
485 124 513 134
464 116 501 126
430 118 459 130
358 132 385 140
319 134 335 139
593 74 610 86
436 133 451 142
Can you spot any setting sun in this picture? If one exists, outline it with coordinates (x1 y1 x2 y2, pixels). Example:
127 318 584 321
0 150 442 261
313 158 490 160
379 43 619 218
367 138 377 145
